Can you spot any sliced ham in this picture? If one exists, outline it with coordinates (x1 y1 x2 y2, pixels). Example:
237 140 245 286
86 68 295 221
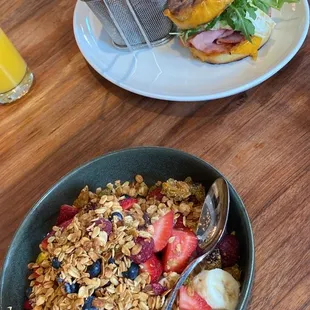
216 33 245 44
217 30 234 39
188 29 245 55
189 30 227 51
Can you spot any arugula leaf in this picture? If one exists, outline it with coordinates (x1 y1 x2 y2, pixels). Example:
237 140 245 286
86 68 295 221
204 16 222 30
256 0 299 10
251 0 270 13
247 6 257 18
183 16 221 40
221 0 256 41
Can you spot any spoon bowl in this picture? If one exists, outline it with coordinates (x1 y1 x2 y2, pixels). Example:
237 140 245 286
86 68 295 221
197 177 230 250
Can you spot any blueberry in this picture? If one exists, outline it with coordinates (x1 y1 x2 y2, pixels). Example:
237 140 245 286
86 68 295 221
64 282 79 294
56 274 64 284
82 296 97 310
52 257 61 269
143 213 151 226
109 212 123 222
87 260 101 278
122 262 140 280
25 287 32 299
108 257 115 265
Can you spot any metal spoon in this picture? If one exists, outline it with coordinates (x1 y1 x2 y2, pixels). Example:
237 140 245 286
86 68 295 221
163 177 230 310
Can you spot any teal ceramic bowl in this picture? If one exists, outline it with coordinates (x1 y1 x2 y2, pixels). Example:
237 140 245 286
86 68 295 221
0 147 255 309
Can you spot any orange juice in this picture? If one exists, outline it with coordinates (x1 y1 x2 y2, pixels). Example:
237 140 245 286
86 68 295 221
0 28 27 93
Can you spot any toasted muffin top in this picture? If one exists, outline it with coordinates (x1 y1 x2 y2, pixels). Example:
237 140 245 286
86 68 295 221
168 0 204 16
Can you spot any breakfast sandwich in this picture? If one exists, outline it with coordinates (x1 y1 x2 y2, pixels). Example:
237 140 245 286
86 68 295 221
164 0 297 63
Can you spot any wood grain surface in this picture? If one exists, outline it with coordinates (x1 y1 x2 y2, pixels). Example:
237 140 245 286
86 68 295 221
0 0 309 309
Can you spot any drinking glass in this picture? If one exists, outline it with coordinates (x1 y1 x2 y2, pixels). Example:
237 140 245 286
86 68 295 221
0 28 34 104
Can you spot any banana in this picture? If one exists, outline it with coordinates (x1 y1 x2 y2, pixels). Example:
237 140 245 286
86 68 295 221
192 268 240 310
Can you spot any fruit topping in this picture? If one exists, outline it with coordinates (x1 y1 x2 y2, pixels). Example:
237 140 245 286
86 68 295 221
64 282 79 294
25 287 32 299
23 299 32 310
131 237 154 264
108 257 116 265
51 257 61 269
192 269 240 310
119 197 138 210
217 234 240 268
163 229 198 273
150 283 166 296
56 275 64 284
56 205 79 226
174 213 186 229
82 295 96 310
143 213 151 226
179 286 211 310
109 211 123 222
123 262 140 280
87 260 102 278
36 252 49 264
150 210 174 252
40 219 73 250
144 282 167 296
147 186 164 201
140 254 163 283
94 218 112 235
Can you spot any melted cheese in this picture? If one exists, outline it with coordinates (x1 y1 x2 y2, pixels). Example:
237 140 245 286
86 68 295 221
231 36 262 60
164 0 234 30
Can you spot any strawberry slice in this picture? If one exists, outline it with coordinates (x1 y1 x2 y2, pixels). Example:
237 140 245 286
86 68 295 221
140 254 163 283
174 213 186 229
56 205 79 226
150 211 174 252
119 197 138 210
163 229 198 273
147 187 164 201
40 231 54 251
23 299 32 310
179 286 211 310
40 219 73 250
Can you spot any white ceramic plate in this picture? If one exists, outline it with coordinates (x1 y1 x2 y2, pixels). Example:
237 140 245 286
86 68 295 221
73 0 309 101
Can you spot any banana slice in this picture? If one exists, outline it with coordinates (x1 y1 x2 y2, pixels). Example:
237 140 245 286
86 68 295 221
192 268 240 310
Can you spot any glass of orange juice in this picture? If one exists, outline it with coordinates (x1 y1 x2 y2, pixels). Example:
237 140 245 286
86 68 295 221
0 28 34 104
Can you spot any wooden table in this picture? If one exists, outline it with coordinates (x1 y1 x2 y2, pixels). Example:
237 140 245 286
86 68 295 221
0 0 309 309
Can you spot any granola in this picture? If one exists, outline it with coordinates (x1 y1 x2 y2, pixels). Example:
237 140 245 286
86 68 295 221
24 176 241 310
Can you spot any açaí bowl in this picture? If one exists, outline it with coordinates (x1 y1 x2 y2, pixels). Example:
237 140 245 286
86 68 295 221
0 146 255 309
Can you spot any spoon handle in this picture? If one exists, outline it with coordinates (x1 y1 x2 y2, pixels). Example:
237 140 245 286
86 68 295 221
163 250 212 310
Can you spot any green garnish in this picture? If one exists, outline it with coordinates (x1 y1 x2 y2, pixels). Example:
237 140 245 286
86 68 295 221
257 0 299 10
173 0 300 42
182 16 221 41
220 0 257 41
251 0 270 13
